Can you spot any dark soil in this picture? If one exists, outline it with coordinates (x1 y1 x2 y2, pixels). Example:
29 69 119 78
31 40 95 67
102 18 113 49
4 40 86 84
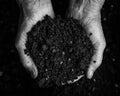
24 15 94 87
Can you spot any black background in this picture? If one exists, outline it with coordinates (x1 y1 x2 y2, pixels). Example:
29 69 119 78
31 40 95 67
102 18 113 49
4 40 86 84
0 0 120 96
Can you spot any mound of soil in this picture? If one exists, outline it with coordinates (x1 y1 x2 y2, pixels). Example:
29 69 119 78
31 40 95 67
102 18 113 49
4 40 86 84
24 15 95 86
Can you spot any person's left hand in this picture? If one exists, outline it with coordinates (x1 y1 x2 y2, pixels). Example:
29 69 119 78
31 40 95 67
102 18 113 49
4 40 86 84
69 0 106 79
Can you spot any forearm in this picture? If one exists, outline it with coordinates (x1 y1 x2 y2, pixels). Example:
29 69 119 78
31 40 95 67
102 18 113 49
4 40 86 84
18 0 54 23
69 0 104 24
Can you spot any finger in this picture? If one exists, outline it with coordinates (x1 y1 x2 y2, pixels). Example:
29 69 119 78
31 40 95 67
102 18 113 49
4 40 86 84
87 35 106 79
84 20 106 79
16 20 38 78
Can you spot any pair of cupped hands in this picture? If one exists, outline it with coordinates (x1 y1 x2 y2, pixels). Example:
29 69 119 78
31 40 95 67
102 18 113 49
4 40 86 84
16 0 106 80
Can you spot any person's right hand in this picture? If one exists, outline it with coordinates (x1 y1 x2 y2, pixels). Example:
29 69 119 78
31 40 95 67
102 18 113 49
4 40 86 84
16 0 55 78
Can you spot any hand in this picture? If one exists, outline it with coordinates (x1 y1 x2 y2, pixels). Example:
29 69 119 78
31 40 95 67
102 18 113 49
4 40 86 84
69 0 106 79
16 0 54 78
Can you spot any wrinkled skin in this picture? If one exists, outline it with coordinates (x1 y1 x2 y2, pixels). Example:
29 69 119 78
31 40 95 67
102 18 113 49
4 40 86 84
16 0 106 81
68 0 106 79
